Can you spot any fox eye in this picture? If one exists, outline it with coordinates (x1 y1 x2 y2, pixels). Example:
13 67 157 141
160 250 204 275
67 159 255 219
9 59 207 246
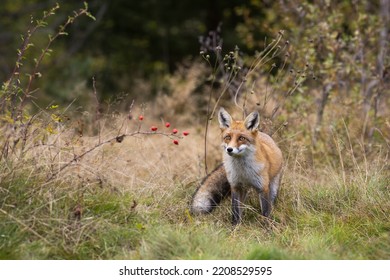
238 136 247 142
224 135 231 141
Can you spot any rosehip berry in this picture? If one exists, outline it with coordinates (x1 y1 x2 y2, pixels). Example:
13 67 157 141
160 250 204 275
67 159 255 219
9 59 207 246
183 131 189 136
139 115 144 121
150 126 158 131
173 140 179 145
172 128 178 134
165 122 171 128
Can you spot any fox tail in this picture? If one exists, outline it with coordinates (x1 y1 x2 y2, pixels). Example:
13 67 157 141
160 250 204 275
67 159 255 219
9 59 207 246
191 164 230 214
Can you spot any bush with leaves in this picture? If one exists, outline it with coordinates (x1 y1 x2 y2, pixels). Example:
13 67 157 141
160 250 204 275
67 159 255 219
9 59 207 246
231 0 389 158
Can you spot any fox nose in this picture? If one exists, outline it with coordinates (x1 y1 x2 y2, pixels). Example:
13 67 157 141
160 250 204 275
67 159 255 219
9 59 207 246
227 147 233 153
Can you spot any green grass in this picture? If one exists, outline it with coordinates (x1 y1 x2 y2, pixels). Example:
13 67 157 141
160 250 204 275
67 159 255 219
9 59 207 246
0 115 389 260
1 155 389 259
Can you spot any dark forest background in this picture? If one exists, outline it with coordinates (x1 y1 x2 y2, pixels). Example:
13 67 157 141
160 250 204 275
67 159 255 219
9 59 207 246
1 0 253 101
1 0 385 104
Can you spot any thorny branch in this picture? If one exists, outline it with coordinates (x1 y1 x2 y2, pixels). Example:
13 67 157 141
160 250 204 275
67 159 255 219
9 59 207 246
45 130 183 183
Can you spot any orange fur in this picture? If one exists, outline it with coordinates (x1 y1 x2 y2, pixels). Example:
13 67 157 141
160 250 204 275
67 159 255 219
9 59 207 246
219 108 283 224
191 107 283 225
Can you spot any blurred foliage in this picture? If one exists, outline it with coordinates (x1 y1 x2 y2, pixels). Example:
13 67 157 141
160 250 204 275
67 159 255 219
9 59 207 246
232 0 389 148
0 0 388 142
0 0 247 102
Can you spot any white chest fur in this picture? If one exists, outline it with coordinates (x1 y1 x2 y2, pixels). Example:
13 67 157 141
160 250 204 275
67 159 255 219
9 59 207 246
223 153 264 191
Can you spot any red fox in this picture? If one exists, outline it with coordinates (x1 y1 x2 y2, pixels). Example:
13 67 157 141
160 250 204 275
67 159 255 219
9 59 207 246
191 107 283 225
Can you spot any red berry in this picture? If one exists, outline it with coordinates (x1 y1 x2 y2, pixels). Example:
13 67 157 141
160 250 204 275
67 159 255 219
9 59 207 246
150 126 158 131
165 122 171 128
172 128 178 134
173 140 179 145
139 115 144 121
183 131 189 136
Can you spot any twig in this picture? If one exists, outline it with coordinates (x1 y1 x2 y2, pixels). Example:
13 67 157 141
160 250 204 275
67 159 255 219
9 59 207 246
45 131 182 182
91 77 101 143
117 100 135 136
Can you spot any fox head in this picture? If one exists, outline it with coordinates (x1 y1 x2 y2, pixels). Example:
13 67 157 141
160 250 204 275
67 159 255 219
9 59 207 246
218 107 260 157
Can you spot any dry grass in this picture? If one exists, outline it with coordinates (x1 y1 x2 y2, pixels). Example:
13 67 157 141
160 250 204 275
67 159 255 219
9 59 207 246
1 99 389 260
1 59 389 260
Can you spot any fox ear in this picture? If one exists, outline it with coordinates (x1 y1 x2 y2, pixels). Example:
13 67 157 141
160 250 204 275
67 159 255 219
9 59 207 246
244 111 260 131
218 107 232 129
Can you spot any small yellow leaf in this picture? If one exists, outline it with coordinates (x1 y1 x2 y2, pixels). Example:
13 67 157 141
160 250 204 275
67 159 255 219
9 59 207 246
135 223 145 230
185 208 193 224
